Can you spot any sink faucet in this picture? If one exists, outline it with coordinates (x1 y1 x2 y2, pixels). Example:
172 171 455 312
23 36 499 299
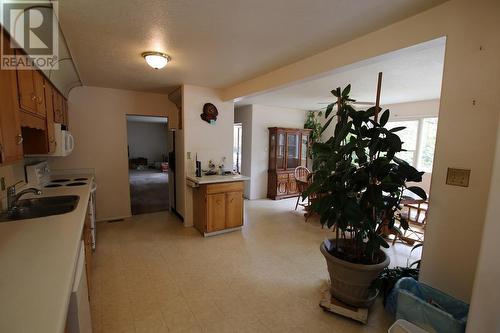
7 181 42 210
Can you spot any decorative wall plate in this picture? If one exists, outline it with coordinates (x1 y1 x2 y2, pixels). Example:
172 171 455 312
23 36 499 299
201 103 218 124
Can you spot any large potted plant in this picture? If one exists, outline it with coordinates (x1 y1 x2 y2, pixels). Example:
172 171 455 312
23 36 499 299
306 84 427 307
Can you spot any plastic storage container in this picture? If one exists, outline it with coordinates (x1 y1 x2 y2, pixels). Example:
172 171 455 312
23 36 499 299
386 277 469 333
389 319 429 333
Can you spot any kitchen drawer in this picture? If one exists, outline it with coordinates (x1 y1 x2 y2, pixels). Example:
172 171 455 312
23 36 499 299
205 181 244 194
277 173 289 180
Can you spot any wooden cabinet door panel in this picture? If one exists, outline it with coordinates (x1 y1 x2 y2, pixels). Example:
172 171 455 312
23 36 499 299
277 179 287 195
287 178 298 194
62 98 68 127
207 193 226 232
53 91 64 123
0 31 23 163
17 70 37 114
33 71 46 117
225 191 243 228
44 83 56 153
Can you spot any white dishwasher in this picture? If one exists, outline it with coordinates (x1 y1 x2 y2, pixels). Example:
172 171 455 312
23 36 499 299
67 241 92 333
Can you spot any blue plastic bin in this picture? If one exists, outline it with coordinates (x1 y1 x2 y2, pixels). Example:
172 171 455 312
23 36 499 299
385 277 469 333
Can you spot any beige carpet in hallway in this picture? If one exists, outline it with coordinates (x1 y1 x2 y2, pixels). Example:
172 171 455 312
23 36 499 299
90 198 407 332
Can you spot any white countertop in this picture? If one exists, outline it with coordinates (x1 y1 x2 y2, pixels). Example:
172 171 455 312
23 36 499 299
186 174 250 185
0 175 93 333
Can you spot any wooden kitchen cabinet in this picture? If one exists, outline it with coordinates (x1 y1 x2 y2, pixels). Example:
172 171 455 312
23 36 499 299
267 127 311 200
62 97 69 127
53 90 64 123
33 71 47 117
225 191 243 229
193 181 244 236
16 69 38 115
0 29 23 164
207 193 226 232
44 82 57 153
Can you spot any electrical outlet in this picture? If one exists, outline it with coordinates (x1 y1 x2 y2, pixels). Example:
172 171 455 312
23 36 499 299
446 168 470 187
187 152 191 159
0 177 5 191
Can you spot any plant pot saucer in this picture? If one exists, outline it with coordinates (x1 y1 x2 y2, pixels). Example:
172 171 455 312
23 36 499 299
319 281 369 324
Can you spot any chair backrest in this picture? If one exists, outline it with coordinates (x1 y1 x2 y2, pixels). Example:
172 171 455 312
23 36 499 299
294 166 310 181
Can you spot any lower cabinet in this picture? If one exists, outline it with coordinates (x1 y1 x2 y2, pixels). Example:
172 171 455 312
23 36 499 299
193 181 244 235
268 171 300 199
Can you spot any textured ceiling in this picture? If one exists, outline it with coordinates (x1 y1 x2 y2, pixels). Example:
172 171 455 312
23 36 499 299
237 38 446 109
58 0 448 93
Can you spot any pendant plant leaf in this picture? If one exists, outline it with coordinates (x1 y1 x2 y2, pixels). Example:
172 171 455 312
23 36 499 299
321 117 334 134
325 103 335 118
342 84 351 97
379 109 390 127
389 126 406 133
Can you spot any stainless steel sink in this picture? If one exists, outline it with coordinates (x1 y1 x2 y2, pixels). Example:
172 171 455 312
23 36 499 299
0 195 80 222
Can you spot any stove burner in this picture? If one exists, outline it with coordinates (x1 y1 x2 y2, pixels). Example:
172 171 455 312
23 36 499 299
45 184 63 188
66 182 87 187
73 177 88 181
51 179 70 183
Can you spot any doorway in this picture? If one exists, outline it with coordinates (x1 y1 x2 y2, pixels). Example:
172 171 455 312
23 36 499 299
126 115 171 215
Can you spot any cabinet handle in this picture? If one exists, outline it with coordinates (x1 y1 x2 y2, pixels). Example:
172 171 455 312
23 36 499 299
36 97 43 104
16 134 23 145
31 94 36 101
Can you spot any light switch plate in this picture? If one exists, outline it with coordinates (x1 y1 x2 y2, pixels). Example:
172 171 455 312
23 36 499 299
446 168 470 187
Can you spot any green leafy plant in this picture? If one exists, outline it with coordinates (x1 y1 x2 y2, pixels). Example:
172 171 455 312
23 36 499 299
304 110 323 151
372 243 423 304
305 85 427 264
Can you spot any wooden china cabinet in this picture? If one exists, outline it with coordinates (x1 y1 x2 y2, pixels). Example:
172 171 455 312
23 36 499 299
267 127 312 200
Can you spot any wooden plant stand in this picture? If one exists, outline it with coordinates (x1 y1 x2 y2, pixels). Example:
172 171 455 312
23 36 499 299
319 283 369 324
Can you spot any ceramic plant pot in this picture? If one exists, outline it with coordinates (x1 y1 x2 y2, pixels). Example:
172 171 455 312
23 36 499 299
320 239 390 308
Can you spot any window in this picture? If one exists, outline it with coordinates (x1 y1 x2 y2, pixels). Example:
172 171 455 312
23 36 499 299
233 123 242 173
387 117 438 173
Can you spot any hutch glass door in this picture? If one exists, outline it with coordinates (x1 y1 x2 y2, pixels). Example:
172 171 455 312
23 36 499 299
286 132 300 169
277 132 285 169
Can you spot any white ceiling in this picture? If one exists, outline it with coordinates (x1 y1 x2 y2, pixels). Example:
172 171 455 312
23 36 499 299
237 38 446 110
58 0 447 93
126 115 168 124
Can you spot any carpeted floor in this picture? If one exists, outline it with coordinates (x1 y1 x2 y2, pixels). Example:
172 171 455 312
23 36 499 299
129 169 169 215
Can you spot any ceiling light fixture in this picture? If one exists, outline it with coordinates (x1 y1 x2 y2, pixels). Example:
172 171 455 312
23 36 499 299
141 51 171 69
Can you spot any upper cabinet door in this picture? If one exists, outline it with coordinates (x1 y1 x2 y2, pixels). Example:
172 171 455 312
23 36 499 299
0 29 23 163
277 131 285 170
44 83 56 153
33 71 46 117
17 69 37 114
53 90 64 123
286 131 300 170
62 98 68 127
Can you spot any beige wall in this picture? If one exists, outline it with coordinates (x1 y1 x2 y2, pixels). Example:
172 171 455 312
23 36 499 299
126 121 169 163
234 105 253 199
383 99 440 120
49 86 176 221
248 105 307 200
220 0 500 303
182 84 234 226
466 116 500 333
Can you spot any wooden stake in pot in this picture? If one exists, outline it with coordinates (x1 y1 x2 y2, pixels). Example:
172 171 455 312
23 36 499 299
373 72 383 122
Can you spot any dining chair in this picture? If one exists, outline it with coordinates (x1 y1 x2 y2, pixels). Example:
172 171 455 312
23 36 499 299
294 166 311 210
